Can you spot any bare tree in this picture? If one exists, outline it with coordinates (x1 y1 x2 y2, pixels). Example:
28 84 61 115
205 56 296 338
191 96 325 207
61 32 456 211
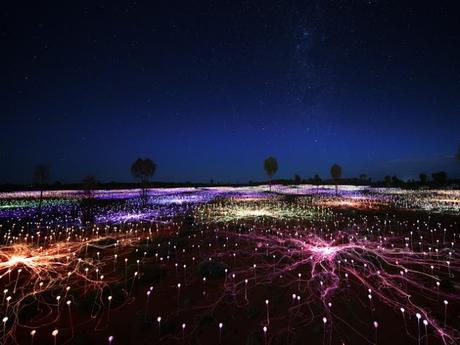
330 163 342 195
264 156 278 191
131 158 156 203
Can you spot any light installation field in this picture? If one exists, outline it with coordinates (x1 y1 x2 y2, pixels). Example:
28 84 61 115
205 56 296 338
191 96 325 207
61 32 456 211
0 186 458 345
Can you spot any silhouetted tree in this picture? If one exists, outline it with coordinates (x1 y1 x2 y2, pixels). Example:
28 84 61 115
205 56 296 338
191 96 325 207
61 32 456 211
82 175 97 200
359 174 368 185
456 144 460 162
384 175 392 187
419 173 427 185
330 164 342 195
294 174 301 185
34 164 49 216
264 156 278 191
392 175 402 186
313 174 322 193
81 175 97 224
131 158 156 202
431 171 447 186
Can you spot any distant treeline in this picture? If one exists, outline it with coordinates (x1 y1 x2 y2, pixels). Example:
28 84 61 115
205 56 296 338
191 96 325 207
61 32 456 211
1 148 459 193
2 144 459 193
1 173 459 192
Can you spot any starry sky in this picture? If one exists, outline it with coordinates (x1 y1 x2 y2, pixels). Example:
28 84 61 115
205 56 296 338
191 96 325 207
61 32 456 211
1 1 460 184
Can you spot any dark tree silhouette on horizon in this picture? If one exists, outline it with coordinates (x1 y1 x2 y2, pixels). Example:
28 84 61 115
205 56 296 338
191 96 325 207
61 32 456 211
391 175 402 186
456 144 460 162
264 156 278 191
81 175 97 224
34 164 49 216
82 175 97 199
313 174 322 193
330 163 342 195
294 174 301 185
432 171 447 186
131 158 156 202
419 173 427 185
384 175 392 187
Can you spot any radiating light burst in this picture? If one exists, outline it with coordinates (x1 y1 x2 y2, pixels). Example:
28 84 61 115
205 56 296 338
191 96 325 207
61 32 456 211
213 220 460 344
0 221 177 344
310 243 341 259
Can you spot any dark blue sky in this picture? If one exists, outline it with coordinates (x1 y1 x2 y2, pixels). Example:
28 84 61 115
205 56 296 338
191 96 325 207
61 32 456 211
1 1 459 183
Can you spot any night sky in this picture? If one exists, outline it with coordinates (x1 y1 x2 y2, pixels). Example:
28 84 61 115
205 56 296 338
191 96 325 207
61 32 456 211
1 1 460 184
